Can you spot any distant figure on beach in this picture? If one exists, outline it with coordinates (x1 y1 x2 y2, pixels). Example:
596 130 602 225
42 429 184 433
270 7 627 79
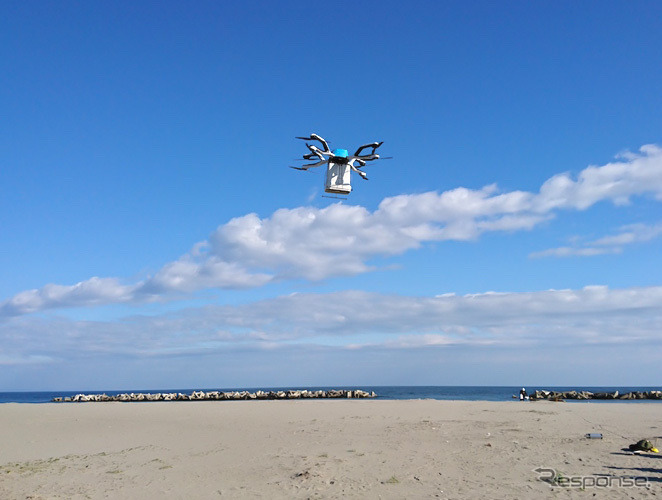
519 388 528 401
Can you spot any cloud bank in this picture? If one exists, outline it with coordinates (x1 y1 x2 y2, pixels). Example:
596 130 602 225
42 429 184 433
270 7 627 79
2 285 661 363
2 144 662 317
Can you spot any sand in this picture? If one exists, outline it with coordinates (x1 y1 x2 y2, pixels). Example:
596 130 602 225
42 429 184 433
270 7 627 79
0 399 661 499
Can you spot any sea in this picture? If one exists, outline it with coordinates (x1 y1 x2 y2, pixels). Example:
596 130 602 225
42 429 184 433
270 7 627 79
1 386 660 404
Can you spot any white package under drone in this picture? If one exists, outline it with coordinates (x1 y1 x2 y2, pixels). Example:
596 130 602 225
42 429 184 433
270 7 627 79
325 162 352 194
325 148 351 194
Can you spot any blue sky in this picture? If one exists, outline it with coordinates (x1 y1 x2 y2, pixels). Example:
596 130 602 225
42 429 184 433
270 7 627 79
1 1 662 390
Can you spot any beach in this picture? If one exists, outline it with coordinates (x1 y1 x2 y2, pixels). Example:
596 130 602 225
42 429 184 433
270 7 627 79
1 400 660 499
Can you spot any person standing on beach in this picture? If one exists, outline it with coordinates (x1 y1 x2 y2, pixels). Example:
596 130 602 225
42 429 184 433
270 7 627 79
519 388 528 401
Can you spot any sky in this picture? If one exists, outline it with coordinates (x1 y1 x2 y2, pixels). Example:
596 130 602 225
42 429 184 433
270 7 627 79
1 1 661 390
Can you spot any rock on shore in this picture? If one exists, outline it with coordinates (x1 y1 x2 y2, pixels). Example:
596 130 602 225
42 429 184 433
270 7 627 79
529 389 662 401
52 389 377 403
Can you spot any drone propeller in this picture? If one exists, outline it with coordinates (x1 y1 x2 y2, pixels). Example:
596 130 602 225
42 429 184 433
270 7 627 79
301 159 328 169
295 134 325 140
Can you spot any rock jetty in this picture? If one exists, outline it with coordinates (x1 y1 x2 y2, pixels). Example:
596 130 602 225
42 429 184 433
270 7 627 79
529 389 662 401
52 389 377 403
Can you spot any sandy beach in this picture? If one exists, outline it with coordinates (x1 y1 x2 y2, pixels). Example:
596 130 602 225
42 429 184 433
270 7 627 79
1 400 661 499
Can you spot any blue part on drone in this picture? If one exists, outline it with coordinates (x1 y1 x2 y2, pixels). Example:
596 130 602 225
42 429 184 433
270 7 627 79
332 148 348 158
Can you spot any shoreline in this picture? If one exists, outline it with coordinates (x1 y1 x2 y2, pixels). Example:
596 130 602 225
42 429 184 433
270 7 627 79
2 400 661 498
3 385 662 404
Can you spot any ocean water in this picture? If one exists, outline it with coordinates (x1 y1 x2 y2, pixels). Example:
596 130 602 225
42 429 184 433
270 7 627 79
0 386 660 404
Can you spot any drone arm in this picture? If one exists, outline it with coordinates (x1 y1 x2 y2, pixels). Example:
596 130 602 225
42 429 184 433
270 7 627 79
297 134 330 152
304 144 325 162
350 153 379 163
353 141 383 157
350 163 369 180
311 134 330 152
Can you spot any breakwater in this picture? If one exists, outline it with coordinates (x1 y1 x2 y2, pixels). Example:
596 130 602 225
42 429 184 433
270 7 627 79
52 389 377 403
530 389 662 401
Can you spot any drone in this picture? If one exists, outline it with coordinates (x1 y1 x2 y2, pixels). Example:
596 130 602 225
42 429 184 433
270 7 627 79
290 133 389 195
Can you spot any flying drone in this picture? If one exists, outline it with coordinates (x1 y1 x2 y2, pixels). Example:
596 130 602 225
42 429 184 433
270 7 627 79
290 133 389 195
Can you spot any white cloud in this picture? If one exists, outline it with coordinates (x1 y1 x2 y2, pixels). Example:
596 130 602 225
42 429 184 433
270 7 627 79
1 285 661 361
531 221 662 258
145 258 272 293
2 143 662 316
529 246 621 258
0 354 55 366
0 278 137 316
534 144 662 210
593 222 662 246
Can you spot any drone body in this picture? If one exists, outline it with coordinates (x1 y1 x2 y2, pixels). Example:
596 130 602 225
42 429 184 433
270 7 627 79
291 134 386 195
